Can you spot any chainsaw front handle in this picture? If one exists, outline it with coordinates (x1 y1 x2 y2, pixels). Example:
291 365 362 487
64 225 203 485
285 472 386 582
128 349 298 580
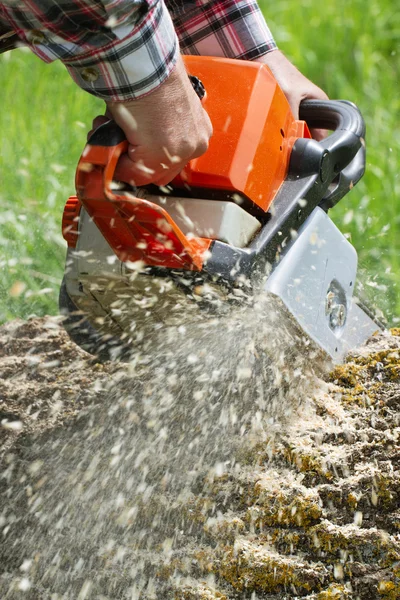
76 119 211 271
293 99 366 210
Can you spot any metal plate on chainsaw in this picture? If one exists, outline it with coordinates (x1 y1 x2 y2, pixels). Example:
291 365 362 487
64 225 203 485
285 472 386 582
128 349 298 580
264 207 378 361
136 192 261 248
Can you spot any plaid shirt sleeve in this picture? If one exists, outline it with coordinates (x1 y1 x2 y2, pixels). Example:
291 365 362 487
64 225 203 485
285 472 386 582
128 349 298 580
168 0 276 61
0 0 276 102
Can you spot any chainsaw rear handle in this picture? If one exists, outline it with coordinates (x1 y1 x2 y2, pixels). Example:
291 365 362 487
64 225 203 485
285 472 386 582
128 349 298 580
299 99 365 137
292 99 366 210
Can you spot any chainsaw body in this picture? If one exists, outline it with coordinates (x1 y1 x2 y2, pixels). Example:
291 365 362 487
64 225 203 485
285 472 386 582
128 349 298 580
60 56 379 361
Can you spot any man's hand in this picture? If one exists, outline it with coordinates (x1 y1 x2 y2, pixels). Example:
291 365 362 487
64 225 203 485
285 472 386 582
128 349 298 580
257 50 328 141
96 54 212 187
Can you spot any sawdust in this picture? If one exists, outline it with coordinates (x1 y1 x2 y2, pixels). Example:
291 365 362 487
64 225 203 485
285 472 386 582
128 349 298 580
0 318 120 456
0 317 399 599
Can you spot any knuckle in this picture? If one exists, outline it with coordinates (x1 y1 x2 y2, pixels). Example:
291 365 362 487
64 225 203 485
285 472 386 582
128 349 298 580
189 137 208 159
198 137 210 156
192 128 212 158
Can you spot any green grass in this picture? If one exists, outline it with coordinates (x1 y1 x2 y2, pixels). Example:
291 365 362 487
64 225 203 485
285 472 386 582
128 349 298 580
0 48 102 321
0 0 399 323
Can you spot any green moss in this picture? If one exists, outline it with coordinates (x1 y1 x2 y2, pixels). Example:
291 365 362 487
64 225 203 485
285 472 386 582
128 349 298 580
372 474 397 509
340 384 380 407
309 523 400 567
352 349 400 382
156 559 186 581
270 529 302 554
245 492 322 529
330 363 365 388
174 585 228 599
316 584 351 599
283 447 334 481
194 549 216 575
216 542 328 594
346 492 359 510
181 496 215 527
203 516 246 544
329 344 400 407
377 580 400 599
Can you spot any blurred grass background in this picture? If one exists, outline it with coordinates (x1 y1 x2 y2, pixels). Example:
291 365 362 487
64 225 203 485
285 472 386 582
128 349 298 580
0 0 399 323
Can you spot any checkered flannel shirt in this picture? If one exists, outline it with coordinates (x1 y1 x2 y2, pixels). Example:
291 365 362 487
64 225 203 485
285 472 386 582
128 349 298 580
0 0 277 101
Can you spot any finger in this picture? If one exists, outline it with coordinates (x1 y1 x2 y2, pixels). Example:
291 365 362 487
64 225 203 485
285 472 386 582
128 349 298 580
87 115 110 141
114 141 191 186
310 127 329 142
114 154 147 186
153 164 186 187
311 88 329 102
114 154 171 187
303 88 329 141
114 153 187 187
93 115 110 129
287 95 300 120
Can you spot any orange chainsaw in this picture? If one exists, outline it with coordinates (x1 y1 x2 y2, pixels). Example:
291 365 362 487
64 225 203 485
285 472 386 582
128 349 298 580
60 56 380 361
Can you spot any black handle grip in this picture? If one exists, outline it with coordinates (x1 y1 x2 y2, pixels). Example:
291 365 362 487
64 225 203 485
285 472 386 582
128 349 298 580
291 99 366 210
299 99 365 138
87 120 126 147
